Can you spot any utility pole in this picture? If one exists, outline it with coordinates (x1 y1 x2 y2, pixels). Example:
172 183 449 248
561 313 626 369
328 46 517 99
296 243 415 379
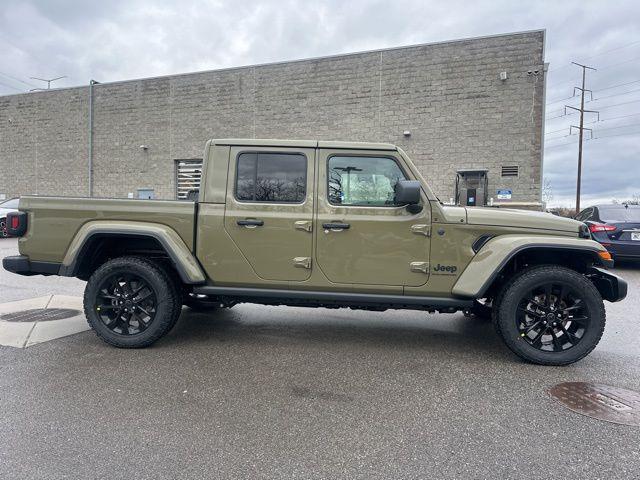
565 62 597 215
29 75 66 90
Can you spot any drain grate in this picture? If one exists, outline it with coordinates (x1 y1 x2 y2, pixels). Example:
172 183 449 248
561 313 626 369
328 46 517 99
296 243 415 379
0 308 81 323
548 382 640 427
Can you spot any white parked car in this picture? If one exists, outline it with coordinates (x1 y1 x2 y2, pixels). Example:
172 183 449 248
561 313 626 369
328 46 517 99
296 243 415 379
0 198 19 237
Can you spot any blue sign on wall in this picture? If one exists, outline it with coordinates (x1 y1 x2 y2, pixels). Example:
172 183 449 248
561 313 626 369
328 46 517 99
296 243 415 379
497 189 512 200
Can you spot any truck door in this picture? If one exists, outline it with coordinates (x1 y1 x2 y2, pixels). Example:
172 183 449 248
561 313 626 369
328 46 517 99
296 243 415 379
224 146 315 281
315 149 431 287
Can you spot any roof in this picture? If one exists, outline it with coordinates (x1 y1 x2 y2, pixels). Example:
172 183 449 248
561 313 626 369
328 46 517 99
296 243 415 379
211 139 398 151
593 204 640 208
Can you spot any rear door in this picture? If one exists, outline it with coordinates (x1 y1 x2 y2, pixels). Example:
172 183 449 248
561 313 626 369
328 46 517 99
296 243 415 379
314 148 431 287
224 146 315 281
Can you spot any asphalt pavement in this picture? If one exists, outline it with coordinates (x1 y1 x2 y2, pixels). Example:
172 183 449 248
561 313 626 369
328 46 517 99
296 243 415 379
1 237 638 479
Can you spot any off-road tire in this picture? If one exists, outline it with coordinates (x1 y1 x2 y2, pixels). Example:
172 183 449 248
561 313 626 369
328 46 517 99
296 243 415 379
493 265 606 366
84 256 181 348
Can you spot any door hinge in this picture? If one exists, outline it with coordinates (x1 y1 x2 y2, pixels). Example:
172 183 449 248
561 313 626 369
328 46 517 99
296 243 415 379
410 224 431 237
410 261 430 274
294 220 313 232
293 257 312 269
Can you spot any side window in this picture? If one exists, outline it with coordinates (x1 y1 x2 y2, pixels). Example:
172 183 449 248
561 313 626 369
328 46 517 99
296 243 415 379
576 208 591 221
235 152 306 203
328 156 407 206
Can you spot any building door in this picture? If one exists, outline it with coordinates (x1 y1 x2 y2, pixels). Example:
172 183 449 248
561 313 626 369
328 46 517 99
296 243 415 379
224 146 315 281
315 149 431 287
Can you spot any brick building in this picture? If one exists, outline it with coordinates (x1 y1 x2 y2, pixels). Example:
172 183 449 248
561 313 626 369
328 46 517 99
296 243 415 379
0 30 546 204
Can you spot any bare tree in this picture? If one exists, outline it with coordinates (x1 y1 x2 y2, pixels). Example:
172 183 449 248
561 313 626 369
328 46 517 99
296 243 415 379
542 178 553 205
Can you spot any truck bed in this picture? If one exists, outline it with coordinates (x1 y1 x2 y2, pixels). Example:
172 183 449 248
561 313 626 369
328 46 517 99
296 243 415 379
18 196 196 263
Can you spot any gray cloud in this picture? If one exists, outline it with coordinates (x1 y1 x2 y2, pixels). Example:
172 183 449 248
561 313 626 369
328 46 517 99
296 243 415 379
1 0 639 206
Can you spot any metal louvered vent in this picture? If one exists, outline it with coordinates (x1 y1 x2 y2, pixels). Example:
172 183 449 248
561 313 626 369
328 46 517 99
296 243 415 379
176 159 203 200
501 165 519 177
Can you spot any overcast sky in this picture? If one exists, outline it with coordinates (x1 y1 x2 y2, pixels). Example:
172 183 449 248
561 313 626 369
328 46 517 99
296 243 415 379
1 0 639 207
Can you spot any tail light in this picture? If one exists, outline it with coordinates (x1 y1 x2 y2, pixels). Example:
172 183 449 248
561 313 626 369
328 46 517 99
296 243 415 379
6 211 27 237
588 223 616 233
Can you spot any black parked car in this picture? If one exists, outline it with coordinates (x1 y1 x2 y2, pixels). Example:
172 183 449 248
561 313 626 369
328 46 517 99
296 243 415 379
576 204 640 261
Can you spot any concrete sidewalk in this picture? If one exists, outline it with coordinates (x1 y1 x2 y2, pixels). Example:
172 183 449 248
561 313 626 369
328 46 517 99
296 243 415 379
0 295 89 348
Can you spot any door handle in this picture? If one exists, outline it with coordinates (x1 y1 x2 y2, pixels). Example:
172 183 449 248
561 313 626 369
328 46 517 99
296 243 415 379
322 222 350 231
237 219 264 228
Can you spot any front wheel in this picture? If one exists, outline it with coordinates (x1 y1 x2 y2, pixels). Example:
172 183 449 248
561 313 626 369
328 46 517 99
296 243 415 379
84 256 181 348
493 265 606 366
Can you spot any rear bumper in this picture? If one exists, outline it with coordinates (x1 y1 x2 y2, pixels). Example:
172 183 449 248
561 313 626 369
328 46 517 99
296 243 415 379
588 266 628 302
2 255 60 276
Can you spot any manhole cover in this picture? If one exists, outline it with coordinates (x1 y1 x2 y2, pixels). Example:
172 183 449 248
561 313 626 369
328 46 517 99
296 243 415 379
549 382 640 427
0 308 81 323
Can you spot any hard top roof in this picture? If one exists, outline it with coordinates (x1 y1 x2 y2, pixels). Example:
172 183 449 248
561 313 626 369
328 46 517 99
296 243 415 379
211 139 398 151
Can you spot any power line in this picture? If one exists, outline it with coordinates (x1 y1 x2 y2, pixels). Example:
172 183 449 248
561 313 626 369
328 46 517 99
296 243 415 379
597 98 640 111
545 129 640 148
597 55 640 71
588 87 640 103
591 129 640 140
594 121 640 133
600 111 640 122
0 71 38 89
548 39 640 74
0 79 24 92
594 78 640 93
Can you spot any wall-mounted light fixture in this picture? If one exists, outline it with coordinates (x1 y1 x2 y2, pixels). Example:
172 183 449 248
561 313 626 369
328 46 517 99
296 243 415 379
403 130 411 137
139 145 148 150
499 71 508 81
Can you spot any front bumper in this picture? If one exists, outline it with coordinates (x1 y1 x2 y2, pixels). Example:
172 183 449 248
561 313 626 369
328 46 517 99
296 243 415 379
588 266 628 302
2 255 60 276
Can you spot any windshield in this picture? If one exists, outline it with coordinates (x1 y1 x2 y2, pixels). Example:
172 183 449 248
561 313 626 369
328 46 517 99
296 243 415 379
0 198 18 209
599 206 640 223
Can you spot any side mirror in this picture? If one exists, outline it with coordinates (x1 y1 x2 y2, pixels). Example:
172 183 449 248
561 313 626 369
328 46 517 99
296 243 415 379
394 180 423 213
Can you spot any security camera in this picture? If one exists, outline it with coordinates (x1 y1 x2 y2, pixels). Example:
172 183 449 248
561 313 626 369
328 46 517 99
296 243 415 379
139 145 148 150
533 69 540 75
527 70 533 75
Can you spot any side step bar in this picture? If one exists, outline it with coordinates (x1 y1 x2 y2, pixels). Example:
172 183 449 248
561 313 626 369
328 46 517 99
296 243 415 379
192 285 473 310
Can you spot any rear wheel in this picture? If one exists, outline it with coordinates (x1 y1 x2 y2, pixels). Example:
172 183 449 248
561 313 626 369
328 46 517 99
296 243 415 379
493 265 605 366
84 256 181 348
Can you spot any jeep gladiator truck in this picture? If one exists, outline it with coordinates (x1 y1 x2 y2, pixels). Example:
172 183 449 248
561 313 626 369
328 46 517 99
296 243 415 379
3 139 627 365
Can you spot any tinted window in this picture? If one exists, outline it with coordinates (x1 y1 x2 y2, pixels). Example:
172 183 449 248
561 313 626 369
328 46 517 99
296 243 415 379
236 152 306 203
328 156 407 206
576 208 592 221
599 206 640 223
0 198 18 209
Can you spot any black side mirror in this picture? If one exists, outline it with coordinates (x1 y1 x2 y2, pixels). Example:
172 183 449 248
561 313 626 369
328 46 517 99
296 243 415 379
394 180 422 213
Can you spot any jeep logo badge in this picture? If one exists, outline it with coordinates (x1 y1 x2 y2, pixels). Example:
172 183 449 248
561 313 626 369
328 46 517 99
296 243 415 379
433 263 457 274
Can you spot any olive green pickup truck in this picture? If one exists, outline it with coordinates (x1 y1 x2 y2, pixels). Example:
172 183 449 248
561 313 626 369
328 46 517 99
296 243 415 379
3 139 627 364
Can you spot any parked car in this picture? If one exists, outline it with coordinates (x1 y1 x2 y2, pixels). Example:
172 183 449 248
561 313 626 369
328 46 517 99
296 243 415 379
576 204 640 261
0 197 19 237
3 139 627 365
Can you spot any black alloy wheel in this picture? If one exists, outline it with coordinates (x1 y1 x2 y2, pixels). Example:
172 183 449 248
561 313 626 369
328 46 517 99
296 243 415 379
84 256 181 348
95 273 157 336
516 282 588 353
494 265 606 366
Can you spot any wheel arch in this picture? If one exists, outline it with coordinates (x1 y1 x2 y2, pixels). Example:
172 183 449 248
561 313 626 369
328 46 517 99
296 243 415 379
59 221 206 284
452 235 611 300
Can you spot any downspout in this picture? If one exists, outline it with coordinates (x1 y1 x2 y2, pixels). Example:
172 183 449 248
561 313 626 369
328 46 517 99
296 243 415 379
88 79 99 197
